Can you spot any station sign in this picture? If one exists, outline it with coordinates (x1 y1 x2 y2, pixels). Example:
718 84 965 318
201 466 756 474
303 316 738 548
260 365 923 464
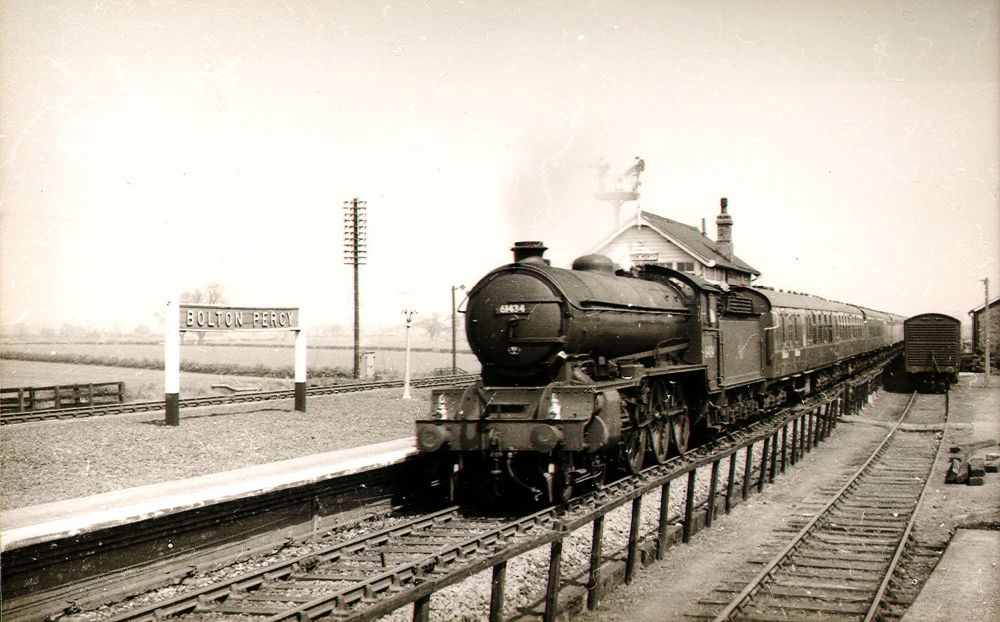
631 252 659 262
180 305 300 331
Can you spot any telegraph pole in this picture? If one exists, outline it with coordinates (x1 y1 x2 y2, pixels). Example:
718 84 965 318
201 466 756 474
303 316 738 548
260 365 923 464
344 198 367 379
984 278 991 386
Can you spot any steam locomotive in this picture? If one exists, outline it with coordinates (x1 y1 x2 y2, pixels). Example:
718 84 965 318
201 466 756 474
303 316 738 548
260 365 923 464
415 241 903 502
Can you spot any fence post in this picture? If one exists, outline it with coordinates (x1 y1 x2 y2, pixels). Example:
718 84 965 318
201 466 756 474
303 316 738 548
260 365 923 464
626 497 642 583
413 595 430 622
657 481 671 560
769 431 778 481
706 460 720 527
782 417 800 470
742 444 753 500
588 516 605 609
18 388 25 412
781 423 788 473
543 538 564 622
54 385 61 409
725 453 737 513
683 470 697 543
758 436 770 492
489 561 507 622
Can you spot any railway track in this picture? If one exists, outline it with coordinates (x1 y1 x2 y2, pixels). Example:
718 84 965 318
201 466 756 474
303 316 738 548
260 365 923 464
98 506 563 622
54 379 860 622
0 374 475 425
702 391 947 622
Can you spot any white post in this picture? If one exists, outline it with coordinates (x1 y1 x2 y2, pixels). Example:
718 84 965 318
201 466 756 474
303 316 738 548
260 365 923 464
451 285 465 374
164 295 181 425
294 307 307 411
403 309 416 399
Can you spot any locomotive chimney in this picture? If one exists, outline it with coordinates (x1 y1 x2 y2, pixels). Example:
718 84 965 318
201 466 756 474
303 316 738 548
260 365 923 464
715 197 733 260
511 241 549 264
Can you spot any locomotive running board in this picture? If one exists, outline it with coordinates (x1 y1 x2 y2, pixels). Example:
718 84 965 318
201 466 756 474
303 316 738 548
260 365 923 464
582 364 707 391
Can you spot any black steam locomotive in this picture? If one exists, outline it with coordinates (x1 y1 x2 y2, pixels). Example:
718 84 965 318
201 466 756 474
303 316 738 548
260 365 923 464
416 242 903 502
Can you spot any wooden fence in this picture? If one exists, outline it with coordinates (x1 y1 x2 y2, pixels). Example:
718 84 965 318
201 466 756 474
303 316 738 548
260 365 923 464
0 382 125 413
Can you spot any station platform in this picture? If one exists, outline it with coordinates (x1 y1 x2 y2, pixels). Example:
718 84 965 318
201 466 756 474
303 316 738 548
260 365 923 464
902 529 1000 621
1 437 416 553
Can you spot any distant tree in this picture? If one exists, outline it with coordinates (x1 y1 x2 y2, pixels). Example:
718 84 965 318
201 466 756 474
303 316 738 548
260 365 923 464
181 282 228 343
59 323 82 341
181 282 227 305
133 324 153 338
418 313 446 340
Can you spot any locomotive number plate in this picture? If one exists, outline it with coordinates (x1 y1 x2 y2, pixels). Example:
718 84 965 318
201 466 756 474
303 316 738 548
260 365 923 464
496 304 528 314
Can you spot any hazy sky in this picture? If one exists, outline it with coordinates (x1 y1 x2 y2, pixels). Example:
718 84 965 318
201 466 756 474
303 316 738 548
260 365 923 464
1 1 997 333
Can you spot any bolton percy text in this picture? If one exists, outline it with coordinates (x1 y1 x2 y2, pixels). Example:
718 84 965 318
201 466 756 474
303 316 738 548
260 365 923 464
181 307 299 330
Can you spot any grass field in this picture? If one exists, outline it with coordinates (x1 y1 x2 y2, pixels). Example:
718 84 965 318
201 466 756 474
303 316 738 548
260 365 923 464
1 340 480 402
1 359 290 401
2 341 480 376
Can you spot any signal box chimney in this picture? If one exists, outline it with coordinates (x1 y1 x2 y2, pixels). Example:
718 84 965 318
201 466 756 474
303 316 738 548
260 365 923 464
716 197 733 260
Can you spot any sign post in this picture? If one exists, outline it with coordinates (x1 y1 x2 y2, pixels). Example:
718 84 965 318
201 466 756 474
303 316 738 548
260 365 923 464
294 308 307 411
165 304 304 425
165 296 181 426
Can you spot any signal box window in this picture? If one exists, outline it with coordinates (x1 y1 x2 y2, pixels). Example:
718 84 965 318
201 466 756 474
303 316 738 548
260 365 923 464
674 262 694 273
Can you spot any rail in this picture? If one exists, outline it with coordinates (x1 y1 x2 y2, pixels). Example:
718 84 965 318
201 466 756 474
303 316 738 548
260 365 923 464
92 377 870 622
0 374 476 424
710 390 946 621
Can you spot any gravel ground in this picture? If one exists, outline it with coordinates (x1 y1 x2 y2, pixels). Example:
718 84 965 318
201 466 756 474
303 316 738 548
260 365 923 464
64 438 761 622
0 388 429 510
12 377 998 622
574 377 1000 622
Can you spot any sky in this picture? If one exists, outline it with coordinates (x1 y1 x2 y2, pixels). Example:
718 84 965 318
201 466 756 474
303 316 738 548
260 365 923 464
1 0 997 335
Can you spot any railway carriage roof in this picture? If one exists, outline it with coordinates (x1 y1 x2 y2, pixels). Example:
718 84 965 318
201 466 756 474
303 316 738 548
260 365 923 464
750 288 863 314
904 313 961 325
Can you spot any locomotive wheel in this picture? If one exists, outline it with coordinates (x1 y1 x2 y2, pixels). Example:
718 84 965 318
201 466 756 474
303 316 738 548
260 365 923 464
670 411 691 454
648 419 670 464
648 380 688 462
646 381 671 464
621 426 647 474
